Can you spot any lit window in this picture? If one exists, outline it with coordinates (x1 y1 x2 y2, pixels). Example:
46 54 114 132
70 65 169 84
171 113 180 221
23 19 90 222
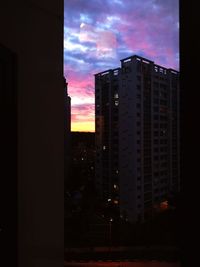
103 145 106 150
114 93 119 99
107 198 112 202
114 70 119 76
114 200 119 205
160 201 169 210
114 100 119 106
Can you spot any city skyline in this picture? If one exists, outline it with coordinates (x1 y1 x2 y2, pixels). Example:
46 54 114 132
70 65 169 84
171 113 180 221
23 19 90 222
64 0 179 132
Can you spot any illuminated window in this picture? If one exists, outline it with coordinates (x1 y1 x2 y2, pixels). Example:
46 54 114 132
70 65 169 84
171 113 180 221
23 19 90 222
114 93 119 99
113 184 119 191
114 100 119 106
103 145 106 150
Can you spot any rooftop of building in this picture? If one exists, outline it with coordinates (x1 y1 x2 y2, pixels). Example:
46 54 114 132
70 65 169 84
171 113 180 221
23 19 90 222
95 55 179 76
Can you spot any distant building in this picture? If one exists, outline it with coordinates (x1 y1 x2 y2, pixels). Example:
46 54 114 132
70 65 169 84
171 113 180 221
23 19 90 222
69 132 95 189
66 132 95 217
95 55 180 222
64 77 71 181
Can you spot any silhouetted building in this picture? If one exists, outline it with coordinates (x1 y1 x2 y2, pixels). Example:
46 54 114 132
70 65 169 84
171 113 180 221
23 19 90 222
68 132 95 190
95 55 180 222
64 77 71 180
65 132 96 246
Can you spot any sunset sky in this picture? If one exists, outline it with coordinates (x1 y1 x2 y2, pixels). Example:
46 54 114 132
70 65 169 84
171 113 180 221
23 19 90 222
64 0 179 132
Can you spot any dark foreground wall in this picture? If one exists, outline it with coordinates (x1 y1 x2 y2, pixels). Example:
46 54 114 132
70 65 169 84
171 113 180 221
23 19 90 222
0 1 64 266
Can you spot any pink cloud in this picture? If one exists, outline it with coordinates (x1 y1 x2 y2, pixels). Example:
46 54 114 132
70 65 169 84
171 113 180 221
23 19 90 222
71 104 94 123
64 0 179 131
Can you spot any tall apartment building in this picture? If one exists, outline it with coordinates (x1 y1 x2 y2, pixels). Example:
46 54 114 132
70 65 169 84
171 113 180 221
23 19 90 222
95 55 180 222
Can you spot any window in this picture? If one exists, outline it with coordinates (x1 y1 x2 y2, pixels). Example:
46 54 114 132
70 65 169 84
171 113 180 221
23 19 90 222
154 82 159 88
154 123 159 128
154 90 159 96
154 114 159 120
160 139 167 144
154 98 159 104
114 93 119 99
64 0 179 252
154 66 158 72
154 106 159 112
114 100 119 106
154 131 158 136
136 103 141 108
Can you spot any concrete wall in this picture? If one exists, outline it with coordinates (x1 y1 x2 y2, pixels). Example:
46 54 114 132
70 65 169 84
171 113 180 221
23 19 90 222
0 1 64 266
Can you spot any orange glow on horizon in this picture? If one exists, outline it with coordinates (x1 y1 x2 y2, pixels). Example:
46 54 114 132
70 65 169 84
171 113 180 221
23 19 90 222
71 121 95 132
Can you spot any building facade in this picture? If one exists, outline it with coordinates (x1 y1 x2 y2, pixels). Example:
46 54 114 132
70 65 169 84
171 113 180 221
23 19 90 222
64 77 71 180
95 55 180 223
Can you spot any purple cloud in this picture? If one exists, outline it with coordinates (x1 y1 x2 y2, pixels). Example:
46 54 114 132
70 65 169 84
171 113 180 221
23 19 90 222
64 0 179 131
